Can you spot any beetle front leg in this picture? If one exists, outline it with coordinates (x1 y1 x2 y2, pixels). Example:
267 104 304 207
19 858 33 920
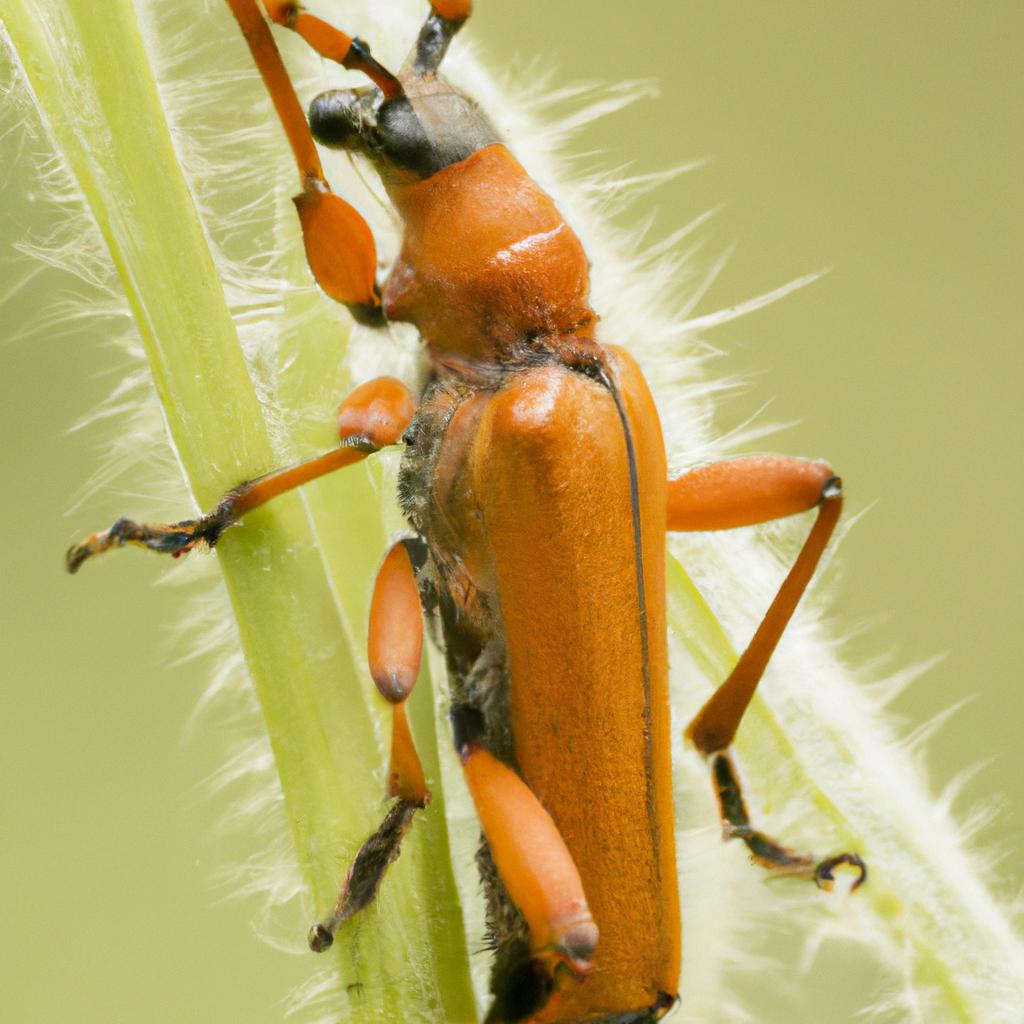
671 456 866 889
309 538 431 951
412 2 473 76
223 0 385 324
66 377 415 572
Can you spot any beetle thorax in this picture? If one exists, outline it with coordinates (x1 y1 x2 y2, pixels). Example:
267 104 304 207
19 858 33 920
383 143 595 362
308 76 594 362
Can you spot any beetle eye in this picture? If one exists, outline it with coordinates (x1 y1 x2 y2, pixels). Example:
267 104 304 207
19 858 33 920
308 88 374 150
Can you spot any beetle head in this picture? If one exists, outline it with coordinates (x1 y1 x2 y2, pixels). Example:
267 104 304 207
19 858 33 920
309 75 498 185
307 14 497 186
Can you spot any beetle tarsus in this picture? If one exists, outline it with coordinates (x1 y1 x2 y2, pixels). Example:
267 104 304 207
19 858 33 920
64 510 228 573
710 752 868 890
814 851 868 892
309 797 423 952
307 922 334 953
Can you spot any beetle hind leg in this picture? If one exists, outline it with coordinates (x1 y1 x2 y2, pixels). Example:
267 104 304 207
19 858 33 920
451 707 597 1022
670 456 866 889
310 538 432 950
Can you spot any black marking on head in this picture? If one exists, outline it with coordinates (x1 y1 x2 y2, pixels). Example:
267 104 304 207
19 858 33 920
376 96 445 176
309 81 497 181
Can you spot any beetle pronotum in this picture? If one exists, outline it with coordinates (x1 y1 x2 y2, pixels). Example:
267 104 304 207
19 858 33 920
57 2 870 1021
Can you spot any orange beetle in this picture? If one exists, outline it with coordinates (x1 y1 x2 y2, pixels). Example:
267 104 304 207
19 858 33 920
66 2 864 1021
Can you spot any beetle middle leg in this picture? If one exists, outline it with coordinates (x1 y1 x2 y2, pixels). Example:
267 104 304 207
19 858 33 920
66 376 415 572
670 456 867 889
67 373 433 940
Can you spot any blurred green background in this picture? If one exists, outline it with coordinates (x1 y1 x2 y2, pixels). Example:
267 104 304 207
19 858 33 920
3 1 1020 1021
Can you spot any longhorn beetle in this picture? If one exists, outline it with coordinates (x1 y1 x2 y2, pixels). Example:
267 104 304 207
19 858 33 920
66 2 866 1021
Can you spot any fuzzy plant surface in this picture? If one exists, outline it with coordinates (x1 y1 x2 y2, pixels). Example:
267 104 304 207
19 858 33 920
4 1 1023 1022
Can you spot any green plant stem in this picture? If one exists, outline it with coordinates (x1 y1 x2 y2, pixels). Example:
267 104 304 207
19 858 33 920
3 3 474 1020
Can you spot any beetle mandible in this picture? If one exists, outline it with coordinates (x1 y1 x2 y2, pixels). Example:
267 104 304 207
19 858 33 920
65 2 866 1021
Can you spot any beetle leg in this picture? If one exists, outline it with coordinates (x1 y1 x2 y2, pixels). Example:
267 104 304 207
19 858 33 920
223 1 384 324
309 538 431 951
261 2 404 97
452 709 597 1023
671 456 866 889
66 377 415 572
262 1 471 82
412 2 473 77
710 749 866 890
670 456 841 749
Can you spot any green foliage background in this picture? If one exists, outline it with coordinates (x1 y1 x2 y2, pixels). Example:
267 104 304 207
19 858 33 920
2 1 1020 1021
